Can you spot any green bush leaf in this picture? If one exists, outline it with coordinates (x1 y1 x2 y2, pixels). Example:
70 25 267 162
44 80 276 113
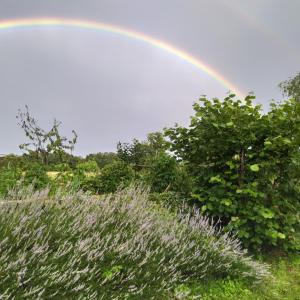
209 175 222 183
250 164 260 172
277 233 286 239
260 209 274 219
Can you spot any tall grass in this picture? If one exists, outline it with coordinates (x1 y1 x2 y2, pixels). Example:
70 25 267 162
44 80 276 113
0 186 269 299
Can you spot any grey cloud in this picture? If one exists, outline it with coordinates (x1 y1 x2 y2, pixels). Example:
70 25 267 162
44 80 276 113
0 0 299 155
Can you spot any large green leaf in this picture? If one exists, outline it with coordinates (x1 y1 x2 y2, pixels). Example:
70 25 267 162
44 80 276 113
250 164 260 172
260 209 274 219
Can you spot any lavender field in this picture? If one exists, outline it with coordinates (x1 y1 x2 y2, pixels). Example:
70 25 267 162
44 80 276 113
0 186 269 299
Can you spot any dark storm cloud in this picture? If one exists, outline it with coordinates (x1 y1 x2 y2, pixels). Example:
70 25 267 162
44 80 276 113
0 0 299 155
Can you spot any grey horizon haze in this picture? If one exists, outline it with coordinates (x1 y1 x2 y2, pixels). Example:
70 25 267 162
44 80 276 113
0 0 299 156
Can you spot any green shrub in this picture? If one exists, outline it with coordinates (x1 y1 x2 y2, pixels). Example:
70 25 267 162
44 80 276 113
166 95 300 251
76 174 101 194
85 152 118 169
72 160 134 195
23 163 50 190
96 160 134 193
0 154 24 170
76 160 99 173
0 165 22 196
144 152 177 192
149 191 189 212
52 163 72 172
63 161 100 194
144 152 191 195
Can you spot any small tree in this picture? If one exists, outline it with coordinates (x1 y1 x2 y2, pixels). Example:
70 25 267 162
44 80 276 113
23 162 50 190
0 154 24 170
279 72 300 101
117 132 168 172
0 165 22 196
76 160 100 173
166 94 300 251
144 152 191 194
117 139 150 171
17 106 78 165
85 152 117 169
98 161 134 193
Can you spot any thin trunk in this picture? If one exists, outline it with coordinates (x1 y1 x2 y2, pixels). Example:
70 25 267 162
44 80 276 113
238 147 245 187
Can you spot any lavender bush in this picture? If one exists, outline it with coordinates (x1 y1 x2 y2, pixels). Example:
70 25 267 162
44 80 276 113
0 186 269 299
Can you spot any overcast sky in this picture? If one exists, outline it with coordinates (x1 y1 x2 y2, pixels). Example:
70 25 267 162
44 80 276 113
0 0 299 156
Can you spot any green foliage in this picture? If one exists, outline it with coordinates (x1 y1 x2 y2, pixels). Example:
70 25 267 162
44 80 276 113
23 163 50 190
0 165 22 196
76 160 100 173
96 160 134 193
41 160 99 195
47 151 83 169
17 105 78 165
117 139 152 171
176 254 300 300
279 72 300 101
85 152 117 169
49 171 79 195
117 132 168 171
144 152 178 192
146 131 169 153
0 154 25 170
149 191 188 212
102 265 123 281
52 163 72 172
144 152 191 194
75 173 101 194
166 95 300 251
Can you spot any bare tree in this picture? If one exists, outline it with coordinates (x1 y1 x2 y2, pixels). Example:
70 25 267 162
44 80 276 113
16 105 78 165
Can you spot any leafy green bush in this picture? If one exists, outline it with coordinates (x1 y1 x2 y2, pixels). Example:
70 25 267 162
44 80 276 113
75 174 101 194
73 160 134 194
52 163 72 172
149 191 189 212
96 160 134 193
0 186 269 299
144 152 191 194
85 152 118 169
0 154 24 170
166 95 300 251
76 160 99 173
23 163 50 190
0 165 22 196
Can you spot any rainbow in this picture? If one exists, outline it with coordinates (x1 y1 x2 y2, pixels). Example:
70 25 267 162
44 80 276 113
222 2 299 62
0 17 244 97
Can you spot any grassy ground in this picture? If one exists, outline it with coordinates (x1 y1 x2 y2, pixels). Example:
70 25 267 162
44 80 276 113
177 254 300 300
